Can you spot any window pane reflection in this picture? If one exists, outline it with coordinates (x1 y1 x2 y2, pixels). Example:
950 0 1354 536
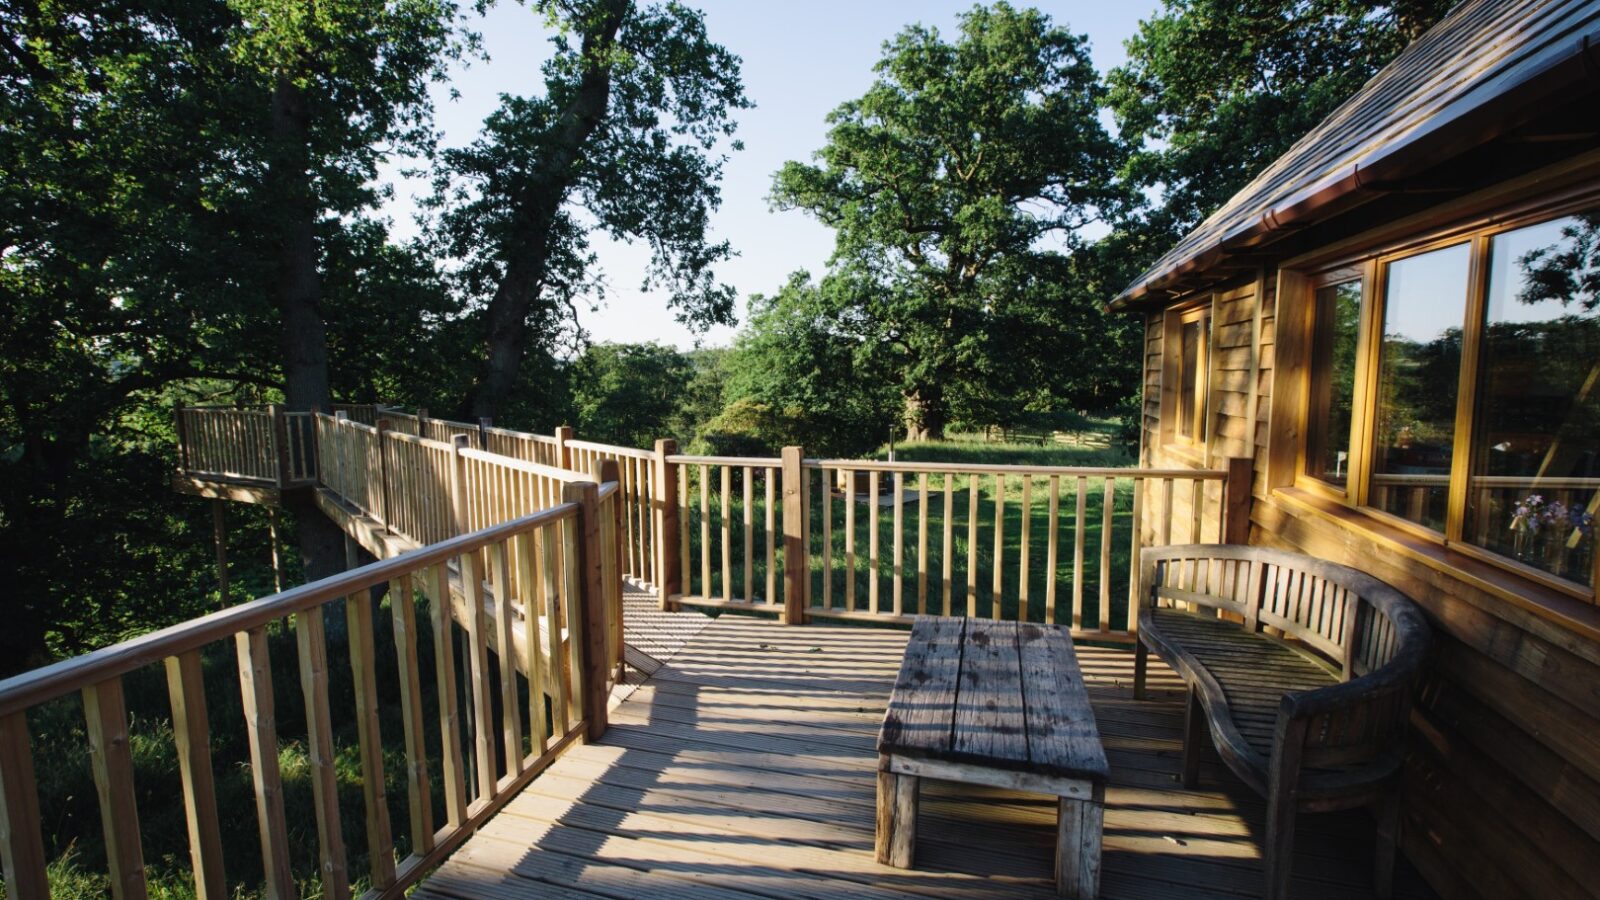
1179 320 1201 439
1370 243 1471 531
1465 214 1599 588
1306 280 1362 487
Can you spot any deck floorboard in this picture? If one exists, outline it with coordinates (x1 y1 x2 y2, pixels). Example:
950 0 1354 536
420 601 1438 899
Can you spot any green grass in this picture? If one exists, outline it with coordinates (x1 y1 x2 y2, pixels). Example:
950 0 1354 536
675 423 1191 634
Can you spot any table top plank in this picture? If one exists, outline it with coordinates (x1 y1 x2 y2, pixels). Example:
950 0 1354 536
878 616 965 757
879 616 1106 783
951 618 1029 765
1018 622 1108 781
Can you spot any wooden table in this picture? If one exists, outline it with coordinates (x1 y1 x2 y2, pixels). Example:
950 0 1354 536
876 616 1109 898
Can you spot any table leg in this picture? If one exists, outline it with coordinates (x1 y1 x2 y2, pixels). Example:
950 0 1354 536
875 760 919 868
1056 785 1103 898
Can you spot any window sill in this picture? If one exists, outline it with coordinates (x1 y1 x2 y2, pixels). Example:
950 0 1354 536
1269 487 1600 644
1160 441 1209 468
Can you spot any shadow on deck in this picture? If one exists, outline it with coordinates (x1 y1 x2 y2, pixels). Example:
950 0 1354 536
416 601 1437 900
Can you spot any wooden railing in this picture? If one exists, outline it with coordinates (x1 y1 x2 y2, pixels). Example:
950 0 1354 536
663 450 1252 641
0 498 616 899
175 404 391 488
566 439 663 589
312 414 627 678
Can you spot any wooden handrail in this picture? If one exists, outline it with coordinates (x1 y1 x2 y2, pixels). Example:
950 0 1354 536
0 506 575 718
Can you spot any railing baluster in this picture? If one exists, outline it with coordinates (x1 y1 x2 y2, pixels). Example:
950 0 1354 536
1020 475 1032 622
294 606 350 899
822 468 833 609
765 467 777 604
845 469 857 611
679 462 691 601
235 628 295 898
1074 476 1087 630
743 466 754 602
516 532 550 755
1160 477 1175 546
721 466 733 602
346 589 396 888
82 678 147 900
893 472 904 616
458 549 496 800
545 526 569 736
390 575 435 854
165 650 226 898
1129 478 1145 633
0 711 48 900
428 563 468 827
993 474 1005 619
966 476 979 618
700 465 711 600
1101 478 1116 633
941 476 954 616
917 472 929 615
489 543 523 777
1046 475 1060 625
869 470 882 614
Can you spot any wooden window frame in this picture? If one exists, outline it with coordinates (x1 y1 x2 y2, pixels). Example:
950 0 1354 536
1279 188 1600 603
1161 299 1213 463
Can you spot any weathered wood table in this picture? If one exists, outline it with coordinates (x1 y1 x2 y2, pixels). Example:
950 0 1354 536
877 616 1109 899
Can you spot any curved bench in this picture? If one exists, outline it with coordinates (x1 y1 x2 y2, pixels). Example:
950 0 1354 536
1132 544 1430 900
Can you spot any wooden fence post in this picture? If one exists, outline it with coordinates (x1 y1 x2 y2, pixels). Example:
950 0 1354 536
1223 456 1255 546
555 425 574 471
563 478 610 742
781 445 806 625
655 439 681 610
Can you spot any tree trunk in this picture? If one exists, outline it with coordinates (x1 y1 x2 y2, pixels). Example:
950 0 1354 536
903 383 947 442
270 76 344 584
468 0 629 420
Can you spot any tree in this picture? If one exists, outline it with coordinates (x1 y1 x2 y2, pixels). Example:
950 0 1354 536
770 2 1126 440
428 0 749 420
714 273 900 457
570 342 693 447
1108 0 1455 239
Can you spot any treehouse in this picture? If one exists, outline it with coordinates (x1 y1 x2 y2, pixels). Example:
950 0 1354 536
1111 0 1600 897
0 2 1594 899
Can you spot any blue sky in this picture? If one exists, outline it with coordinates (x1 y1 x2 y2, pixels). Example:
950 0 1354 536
379 1 1163 350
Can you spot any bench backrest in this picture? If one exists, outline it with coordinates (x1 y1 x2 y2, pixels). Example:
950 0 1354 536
1140 544 1431 768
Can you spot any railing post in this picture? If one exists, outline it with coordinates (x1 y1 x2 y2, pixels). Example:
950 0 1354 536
781 445 806 625
376 418 392 534
269 403 290 488
563 478 610 742
1223 456 1255 545
596 458 625 672
449 434 470 535
555 425 574 471
655 439 681 610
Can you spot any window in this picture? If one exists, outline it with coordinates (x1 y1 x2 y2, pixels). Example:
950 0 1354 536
1368 243 1472 532
1174 306 1210 446
1305 277 1363 488
1296 205 1600 596
1463 215 1599 589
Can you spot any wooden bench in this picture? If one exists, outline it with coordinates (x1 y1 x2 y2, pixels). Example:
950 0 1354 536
1132 544 1430 900
877 616 1109 898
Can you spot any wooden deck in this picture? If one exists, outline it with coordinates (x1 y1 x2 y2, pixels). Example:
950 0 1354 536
416 603 1438 900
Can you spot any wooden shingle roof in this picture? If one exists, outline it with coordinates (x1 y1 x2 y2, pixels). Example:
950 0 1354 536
1112 0 1600 309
